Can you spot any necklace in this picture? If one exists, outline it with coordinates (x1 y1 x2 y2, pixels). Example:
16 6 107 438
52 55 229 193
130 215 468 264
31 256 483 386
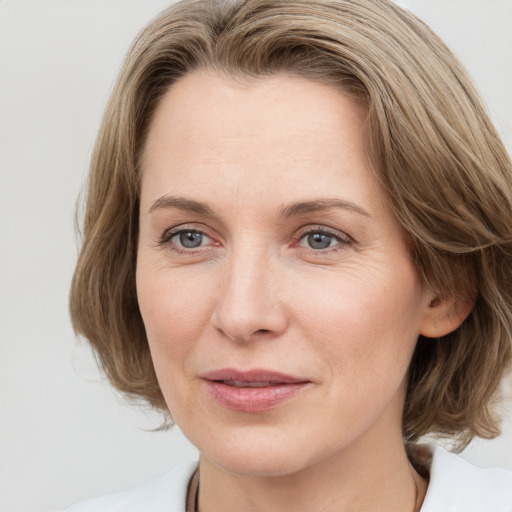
186 469 200 512
411 472 419 512
186 465 421 512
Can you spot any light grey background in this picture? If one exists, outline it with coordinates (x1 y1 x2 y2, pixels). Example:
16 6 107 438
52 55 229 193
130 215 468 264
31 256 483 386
0 1 511 511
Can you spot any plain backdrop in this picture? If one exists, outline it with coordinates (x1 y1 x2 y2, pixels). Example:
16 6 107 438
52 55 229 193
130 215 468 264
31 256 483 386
1 1 511 511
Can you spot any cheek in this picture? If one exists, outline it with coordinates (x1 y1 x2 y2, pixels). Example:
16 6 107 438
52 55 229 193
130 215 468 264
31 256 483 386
136 261 217 365
293 265 424 379
136 261 221 417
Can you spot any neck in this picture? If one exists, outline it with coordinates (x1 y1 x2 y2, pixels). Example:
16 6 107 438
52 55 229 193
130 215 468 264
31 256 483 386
196 433 427 512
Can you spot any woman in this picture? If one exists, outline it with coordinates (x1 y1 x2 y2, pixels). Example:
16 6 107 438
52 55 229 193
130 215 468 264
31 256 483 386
66 0 512 510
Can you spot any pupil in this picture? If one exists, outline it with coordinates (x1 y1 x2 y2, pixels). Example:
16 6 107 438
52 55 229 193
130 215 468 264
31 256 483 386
308 233 331 249
180 232 203 248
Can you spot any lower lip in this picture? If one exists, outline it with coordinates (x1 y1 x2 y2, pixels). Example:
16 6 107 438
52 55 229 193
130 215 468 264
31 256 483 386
205 380 311 412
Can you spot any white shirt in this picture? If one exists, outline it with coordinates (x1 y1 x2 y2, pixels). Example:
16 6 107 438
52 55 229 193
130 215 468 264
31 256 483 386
63 445 512 511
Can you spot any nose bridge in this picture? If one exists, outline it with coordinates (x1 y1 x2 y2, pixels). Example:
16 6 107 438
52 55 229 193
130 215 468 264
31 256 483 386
212 238 286 342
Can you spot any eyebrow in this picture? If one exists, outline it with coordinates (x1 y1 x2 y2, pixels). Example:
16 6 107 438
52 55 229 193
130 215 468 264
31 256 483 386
279 199 371 218
148 195 215 216
148 195 371 219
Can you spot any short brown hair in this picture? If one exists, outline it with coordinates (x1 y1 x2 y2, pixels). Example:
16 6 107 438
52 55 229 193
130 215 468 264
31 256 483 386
70 0 512 449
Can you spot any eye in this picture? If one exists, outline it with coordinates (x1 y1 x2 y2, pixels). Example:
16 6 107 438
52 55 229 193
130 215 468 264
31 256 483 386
176 231 209 248
298 228 350 251
302 232 335 249
163 229 213 249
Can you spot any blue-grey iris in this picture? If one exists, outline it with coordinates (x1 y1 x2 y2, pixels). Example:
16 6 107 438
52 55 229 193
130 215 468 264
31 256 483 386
307 233 332 249
180 232 203 248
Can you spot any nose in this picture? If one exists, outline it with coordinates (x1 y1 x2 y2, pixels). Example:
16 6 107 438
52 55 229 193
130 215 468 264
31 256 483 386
210 246 288 343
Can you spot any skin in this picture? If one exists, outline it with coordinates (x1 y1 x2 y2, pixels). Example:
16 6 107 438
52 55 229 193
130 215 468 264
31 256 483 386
136 70 465 512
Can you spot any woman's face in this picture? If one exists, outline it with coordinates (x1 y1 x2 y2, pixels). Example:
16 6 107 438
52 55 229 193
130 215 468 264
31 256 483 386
137 71 435 476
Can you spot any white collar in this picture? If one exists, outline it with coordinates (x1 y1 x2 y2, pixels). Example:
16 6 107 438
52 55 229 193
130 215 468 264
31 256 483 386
420 444 512 511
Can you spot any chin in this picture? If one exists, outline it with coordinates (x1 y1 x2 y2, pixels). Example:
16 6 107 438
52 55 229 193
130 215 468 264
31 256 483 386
205 449 311 478
194 424 329 478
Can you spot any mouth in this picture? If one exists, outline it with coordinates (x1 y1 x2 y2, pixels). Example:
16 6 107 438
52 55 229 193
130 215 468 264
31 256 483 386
201 368 312 412
220 380 284 388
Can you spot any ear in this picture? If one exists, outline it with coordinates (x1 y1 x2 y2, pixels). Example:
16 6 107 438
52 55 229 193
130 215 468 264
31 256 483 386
419 291 476 339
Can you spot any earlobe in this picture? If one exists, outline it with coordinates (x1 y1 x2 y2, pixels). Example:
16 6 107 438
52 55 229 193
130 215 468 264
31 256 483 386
420 292 475 339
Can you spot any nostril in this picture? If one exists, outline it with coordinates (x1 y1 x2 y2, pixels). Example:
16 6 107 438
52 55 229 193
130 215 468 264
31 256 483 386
211 295 288 342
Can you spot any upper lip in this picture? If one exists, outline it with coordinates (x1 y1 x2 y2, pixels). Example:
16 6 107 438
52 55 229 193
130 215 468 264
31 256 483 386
201 368 309 384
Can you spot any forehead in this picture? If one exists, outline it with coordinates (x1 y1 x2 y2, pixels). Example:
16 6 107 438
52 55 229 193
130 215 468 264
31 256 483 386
140 70 383 216
143 70 368 161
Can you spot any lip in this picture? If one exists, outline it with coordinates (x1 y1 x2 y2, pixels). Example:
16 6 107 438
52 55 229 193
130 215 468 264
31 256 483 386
201 368 312 412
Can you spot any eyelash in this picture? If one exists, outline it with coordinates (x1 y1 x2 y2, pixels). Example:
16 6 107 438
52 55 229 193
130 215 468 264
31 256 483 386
294 226 352 253
158 225 216 254
158 225 352 254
